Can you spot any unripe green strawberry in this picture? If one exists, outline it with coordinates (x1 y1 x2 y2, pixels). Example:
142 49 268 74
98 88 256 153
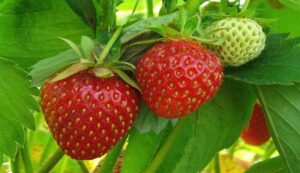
207 18 266 66
241 103 270 146
41 70 140 160
136 40 223 118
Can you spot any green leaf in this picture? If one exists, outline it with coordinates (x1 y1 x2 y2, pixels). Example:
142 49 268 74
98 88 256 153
225 33 300 85
156 115 196 173
0 0 91 68
245 156 289 173
121 12 178 43
134 102 174 134
256 84 300 173
81 36 96 60
0 59 38 158
158 80 256 172
111 68 140 91
122 127 169 173
278 0 300 11
51 62 91 82
65 0 97 32
29 50 80 87
250 0 300 38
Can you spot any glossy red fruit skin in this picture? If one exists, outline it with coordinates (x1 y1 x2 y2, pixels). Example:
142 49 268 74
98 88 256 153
241 103 270 146
41 70 140 160
136 40 223 118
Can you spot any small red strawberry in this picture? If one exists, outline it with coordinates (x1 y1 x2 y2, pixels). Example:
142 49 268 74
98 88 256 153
241 103 270 146
41 70 140 160
136 40 223 118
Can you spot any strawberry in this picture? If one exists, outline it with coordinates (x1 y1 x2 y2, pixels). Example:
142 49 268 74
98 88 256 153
206 18 266 66
136 40 223 118
41 70 140 160
241 103 270 146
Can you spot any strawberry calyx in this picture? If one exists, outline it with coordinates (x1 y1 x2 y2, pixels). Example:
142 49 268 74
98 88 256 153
51 29 140 91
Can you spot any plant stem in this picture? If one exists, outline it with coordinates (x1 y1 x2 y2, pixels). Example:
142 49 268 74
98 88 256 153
147 0 154 17
185 0 203 16
214 153 221 173
98 136 127 173
263 142 277 159
59 157 68 173
20 136 33 173
97 26 123 64
10 151 20 173
28 113 43 145
228 141 239 158
39 136 54 165
37 148 64 173
144 118 186 173
77 161 89 173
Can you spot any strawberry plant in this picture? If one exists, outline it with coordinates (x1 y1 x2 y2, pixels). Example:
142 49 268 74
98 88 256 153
0 0 300 173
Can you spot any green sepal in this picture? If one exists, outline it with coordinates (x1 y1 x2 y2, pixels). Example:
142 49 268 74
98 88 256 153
51 63 91 82
81 36 96 61
150 25 182 39
126 38 166 47
29 50 80 87
59 37 84 58
92 67 114 78
112 61 136 71
111 68 140 91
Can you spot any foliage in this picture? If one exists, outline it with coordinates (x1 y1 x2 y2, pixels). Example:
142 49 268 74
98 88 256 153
0 59 38 158
0 0 300 172
0 0 91 68
226 33 300 85
245 156 288 173
257 84 300 173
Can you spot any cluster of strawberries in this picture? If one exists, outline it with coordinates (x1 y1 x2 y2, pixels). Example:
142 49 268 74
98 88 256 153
41 17 268 160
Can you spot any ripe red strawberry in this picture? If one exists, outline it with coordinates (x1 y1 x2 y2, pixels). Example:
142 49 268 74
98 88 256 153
241 103 270 146
41 70 140 160
136 40 223 118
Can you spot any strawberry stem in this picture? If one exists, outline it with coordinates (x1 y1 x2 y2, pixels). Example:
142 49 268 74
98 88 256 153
77 161 89 173
10 151 20 173
37 148 64 173
147 0 154 17
214 153 221 173
38 136 55 165
97 26 123 64
20 136 33 173
263 142 277 159
98 136 127 173
144 118 186 173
